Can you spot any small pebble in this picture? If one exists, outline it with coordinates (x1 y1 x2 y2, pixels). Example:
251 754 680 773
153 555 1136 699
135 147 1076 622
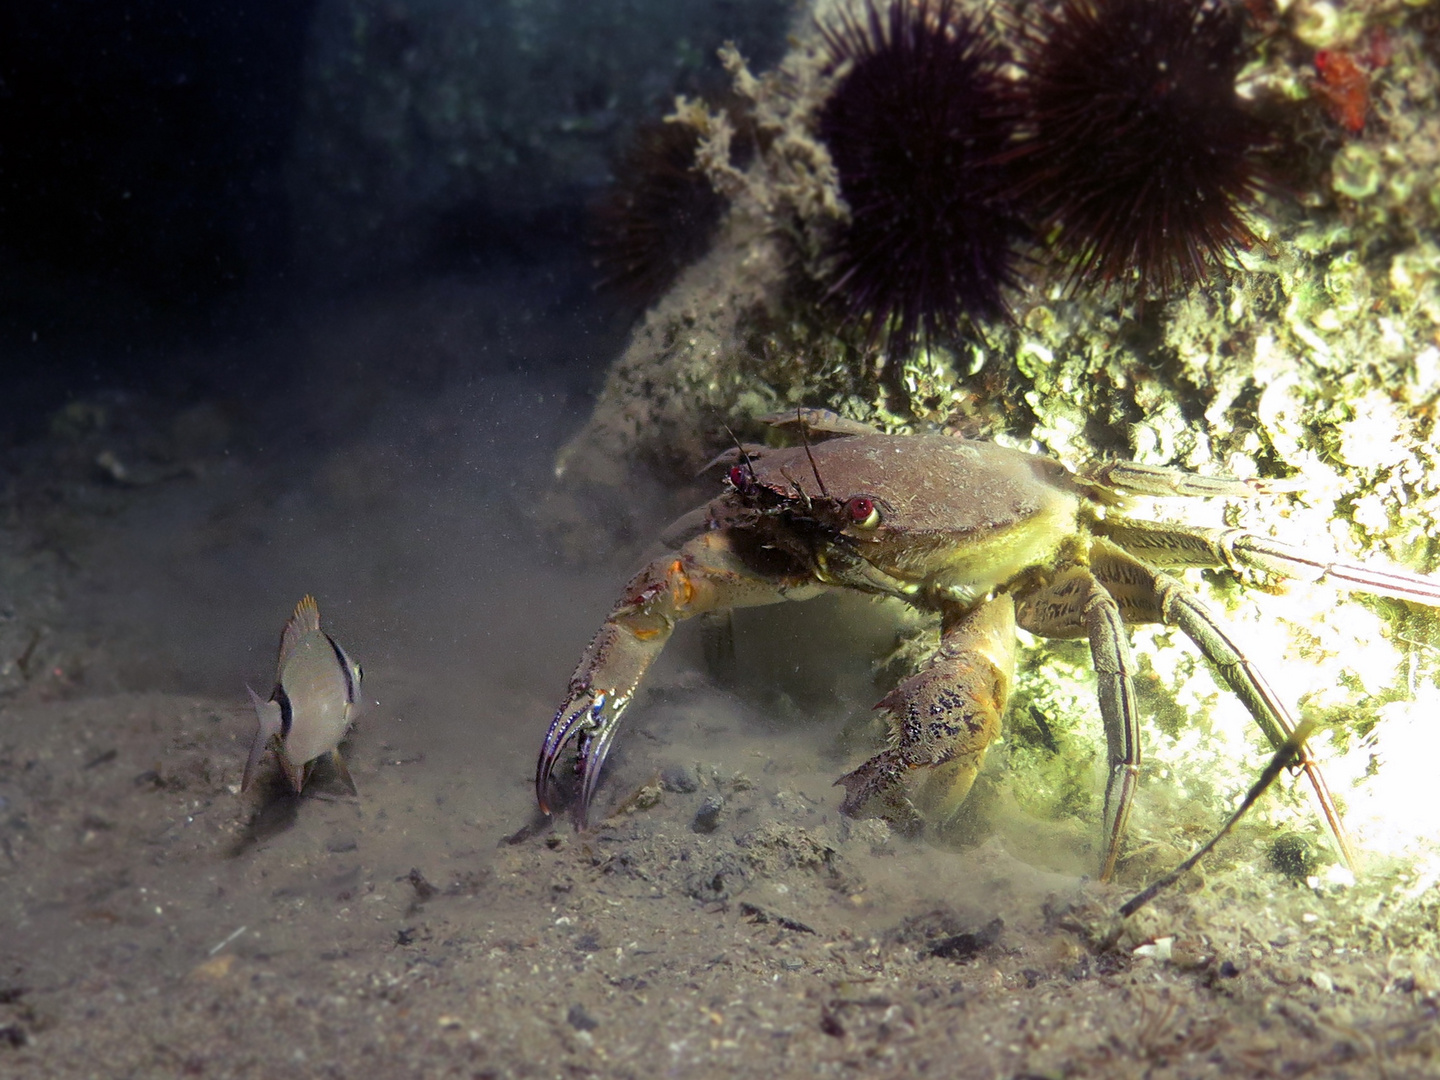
567 1004 599 1031
408 869 438 901
692 796 725 833
661 764 698 793
1269 833 1316 881
190 954 237 981
1133 936 1174 962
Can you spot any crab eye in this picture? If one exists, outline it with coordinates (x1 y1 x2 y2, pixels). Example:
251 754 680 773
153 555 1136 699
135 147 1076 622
845 496 880 529
727 465 750 491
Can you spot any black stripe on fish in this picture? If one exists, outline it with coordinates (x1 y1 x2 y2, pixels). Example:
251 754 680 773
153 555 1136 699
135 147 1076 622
274 683 294 737
325 632 358 705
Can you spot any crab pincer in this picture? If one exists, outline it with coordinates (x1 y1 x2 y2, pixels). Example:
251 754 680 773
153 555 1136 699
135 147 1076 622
536 532 819 825
536 616 668 825
837 594 1016 832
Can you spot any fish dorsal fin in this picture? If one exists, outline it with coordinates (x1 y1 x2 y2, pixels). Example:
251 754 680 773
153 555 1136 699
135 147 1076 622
278 594 322 671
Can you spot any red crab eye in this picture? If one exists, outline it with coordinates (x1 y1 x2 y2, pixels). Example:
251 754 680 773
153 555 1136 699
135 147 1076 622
845 496 880 529
727 465 750 491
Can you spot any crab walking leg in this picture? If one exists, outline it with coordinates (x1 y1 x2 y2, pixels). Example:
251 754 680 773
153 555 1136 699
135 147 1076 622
1080 460 1289 500
1154 574 1357 869
1227 532 1440 606
1097 519 1440 607
537 528 823 824
1083 582 1144 884
836 594 1016 830
1087 540 1357 870
1016 564 1143 882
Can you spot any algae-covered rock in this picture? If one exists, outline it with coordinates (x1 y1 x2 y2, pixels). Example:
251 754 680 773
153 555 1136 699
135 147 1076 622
550 0 1440 880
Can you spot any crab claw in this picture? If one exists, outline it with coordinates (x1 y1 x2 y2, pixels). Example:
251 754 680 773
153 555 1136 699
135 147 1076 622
536 688 629 827
535 607 675 826
837 595 1014 836
535 531 817 826
836 751 924 834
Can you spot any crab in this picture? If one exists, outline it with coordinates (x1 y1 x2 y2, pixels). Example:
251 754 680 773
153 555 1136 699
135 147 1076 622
536 412 1440 880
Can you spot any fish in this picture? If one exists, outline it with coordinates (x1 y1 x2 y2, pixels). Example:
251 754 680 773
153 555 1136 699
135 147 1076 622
242 595 363 795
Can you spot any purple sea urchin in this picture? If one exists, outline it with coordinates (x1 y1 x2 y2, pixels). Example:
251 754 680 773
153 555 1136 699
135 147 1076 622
1015 0 1269 295
590 119 727 304
817 0 1026 352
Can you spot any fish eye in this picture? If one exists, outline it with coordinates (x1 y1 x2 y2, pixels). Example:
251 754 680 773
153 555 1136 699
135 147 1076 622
845 496 880 529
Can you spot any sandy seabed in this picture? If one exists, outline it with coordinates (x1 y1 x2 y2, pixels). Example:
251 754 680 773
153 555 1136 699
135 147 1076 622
2 285 1438 1080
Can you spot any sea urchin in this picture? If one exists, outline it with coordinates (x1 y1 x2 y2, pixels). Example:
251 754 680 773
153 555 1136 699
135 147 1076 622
1015 0 1269 295
590 118 727 305
817 0 1026 352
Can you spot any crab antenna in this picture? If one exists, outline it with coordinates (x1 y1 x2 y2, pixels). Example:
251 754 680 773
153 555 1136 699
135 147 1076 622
1117 719 1317 920
796 407 831 501
721 422 758 483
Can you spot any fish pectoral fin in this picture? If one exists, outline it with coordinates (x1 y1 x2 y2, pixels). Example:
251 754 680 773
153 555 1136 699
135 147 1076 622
242 685 284 793
330 748 358 797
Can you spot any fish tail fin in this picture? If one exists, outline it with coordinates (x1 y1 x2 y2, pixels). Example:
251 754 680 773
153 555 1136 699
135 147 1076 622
241 685 284 792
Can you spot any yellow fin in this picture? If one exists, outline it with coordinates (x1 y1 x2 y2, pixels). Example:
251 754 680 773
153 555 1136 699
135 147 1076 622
277 594 322 672
330 748 358 796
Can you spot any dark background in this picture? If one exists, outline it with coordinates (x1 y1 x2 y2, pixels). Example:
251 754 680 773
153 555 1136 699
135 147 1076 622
0 1 331 432
0 0 793 443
